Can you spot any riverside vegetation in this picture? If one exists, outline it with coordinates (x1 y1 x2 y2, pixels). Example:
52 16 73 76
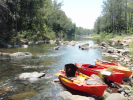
0 0 93 48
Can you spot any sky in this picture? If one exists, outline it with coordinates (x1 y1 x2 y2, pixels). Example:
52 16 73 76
58 0 104 29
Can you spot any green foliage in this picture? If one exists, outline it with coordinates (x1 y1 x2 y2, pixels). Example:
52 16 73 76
103 94 107 99
1 0 92 44
98 72 103 78
93 0 133 36
11 38 16 44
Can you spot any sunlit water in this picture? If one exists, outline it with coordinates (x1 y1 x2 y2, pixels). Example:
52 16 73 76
0 37 121 100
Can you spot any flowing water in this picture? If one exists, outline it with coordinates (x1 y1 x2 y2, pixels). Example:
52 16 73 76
0 37 121 100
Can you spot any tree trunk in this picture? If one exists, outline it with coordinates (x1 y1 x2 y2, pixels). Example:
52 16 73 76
125 0 127 34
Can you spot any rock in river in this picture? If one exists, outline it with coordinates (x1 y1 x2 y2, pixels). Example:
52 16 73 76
9 52 32 58
18 72 45 81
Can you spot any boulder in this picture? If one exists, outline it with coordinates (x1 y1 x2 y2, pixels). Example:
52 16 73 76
53 46 60 50
21 45 28 48
66 41 75 46
57 91 72 100
120 42 129 46
81 47 89 50
69 95 90 100
28 41 35 45
105 93 125 100
14 44 20 48
49 40 56 44
18 72 45 81
101 42 108 47
107 49 114 53
79 43 89 48
7 44 12 48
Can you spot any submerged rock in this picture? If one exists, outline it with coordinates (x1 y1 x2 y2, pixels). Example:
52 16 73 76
10 91 37 100
9 52 32 58
0 86 13 95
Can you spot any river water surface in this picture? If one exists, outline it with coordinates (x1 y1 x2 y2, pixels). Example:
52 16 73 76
0 37 119 100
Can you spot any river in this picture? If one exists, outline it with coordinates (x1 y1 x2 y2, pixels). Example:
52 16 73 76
0 37 120 100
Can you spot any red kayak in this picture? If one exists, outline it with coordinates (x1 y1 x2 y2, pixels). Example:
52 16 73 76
75 62 124 83
55 63 108 97
95 59 132 78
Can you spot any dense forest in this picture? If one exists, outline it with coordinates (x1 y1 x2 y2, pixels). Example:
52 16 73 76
0 0 93 45
94 0 133 36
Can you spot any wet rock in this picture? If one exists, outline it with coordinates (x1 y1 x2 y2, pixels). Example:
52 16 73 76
53 79 60 82
79 43 89 48
101 42 108 47
57 91 72 100
13 44 20 48
105 93 126 100
21 45 28 48
18 72 45 81
28 41 35 45
120 42 129 46
9 52 32 58
69 95 89 100
7 44 12 48
81 47 89 50
53 46 60 50
1 53 11 56
49 40 56 44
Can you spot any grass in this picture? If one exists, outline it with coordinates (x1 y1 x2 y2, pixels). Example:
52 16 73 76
103 94 107 99
90 33 101 38
112 34 127 39
129 41 133 59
